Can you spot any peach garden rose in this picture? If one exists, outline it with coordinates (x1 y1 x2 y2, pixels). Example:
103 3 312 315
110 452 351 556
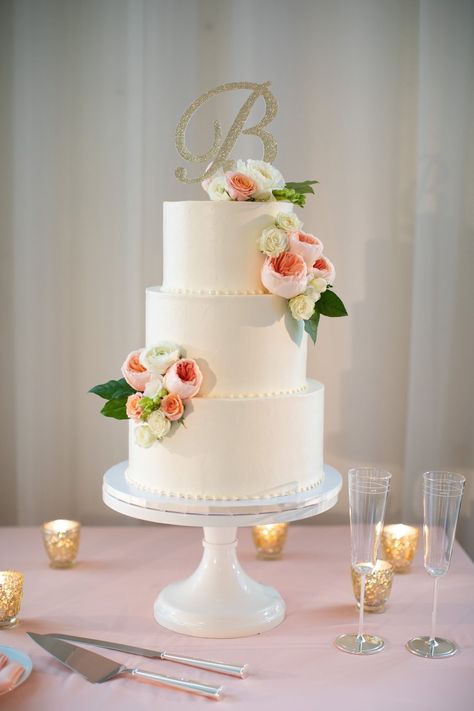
164 358 203 400
121 349 152 392
312 255 336 284
261 252 308 299
289 231 324 269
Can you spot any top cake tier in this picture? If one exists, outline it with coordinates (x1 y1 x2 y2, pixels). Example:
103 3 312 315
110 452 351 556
162 201 294 294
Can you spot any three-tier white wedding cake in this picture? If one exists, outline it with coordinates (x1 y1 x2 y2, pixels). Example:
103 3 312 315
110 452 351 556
126 199 325 500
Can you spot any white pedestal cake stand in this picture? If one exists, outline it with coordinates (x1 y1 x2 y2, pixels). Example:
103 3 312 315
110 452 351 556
103 461 341 639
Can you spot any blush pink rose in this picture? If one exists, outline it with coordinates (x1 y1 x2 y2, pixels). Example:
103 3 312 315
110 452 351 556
161 393 185 421
261 252 308 298
121 349 153 392
164 358 203 400
312 255 336 284
126 393 143 422
288 231 324 269
225 172 257 201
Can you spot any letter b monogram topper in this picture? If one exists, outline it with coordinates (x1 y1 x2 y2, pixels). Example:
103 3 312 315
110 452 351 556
175 81 278 184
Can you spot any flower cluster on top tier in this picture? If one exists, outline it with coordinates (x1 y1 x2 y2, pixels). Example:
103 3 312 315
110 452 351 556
258 213 347 343
90 342 203 448
202 159 318 207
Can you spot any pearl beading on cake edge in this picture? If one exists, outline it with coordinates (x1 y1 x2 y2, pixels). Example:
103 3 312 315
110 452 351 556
159 286 267 296
204 384 307 399
125 469 324 501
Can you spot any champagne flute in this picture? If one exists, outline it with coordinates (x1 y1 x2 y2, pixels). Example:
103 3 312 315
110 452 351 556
335 468 391 654
406 471 465 658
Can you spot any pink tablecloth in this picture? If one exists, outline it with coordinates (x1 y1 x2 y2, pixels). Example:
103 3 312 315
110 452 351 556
0 525 473 710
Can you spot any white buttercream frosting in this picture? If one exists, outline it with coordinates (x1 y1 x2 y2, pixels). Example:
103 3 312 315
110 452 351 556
162 200 294 293
127 200 326 501
146 288 307 397
127 380 324 500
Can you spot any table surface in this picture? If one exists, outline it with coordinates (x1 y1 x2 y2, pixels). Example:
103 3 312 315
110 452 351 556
0 525 473 711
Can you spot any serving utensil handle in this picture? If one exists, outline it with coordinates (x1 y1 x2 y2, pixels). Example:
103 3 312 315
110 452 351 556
161 651 248 678
129 668 223 700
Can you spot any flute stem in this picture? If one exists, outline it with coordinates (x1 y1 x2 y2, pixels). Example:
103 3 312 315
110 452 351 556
357 574 366 643
430 577 439 649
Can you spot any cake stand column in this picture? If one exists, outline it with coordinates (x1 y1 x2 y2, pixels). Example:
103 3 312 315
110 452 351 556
154 526 285 638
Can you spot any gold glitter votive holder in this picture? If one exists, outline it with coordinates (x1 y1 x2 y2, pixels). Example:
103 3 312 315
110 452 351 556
351 560 394 613
42 519 81 568
382 524 419 573
252 523 288 559
0 571 24 629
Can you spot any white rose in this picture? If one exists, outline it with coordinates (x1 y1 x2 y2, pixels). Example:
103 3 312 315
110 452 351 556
144 376 164 399
147 410 171 439
304 287 322 303
257 226 288 257
275 211 302 232
236 159 285 192
288 294 315 321
140 342 181 375
309 277 327 294
134 424 156 448
206 174 231 201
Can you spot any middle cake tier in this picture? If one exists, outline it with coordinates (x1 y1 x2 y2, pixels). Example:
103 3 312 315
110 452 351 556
147 287 308 397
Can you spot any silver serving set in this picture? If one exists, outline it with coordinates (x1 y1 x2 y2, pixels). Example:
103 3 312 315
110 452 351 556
27 631 249 701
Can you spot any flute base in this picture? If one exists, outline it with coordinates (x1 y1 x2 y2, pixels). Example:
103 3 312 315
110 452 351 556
406 636 458 658
335 633 384 655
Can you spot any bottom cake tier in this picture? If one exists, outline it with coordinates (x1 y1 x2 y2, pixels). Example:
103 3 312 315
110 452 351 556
126 379 324 500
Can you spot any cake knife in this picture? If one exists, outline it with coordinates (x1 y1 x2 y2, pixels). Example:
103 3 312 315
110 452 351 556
48 632 248 678
28 632 223 700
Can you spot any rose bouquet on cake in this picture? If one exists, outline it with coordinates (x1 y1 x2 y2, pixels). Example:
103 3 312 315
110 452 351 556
202 158 318 207
90 343 203 448
202 159 347 343
258 211 346 343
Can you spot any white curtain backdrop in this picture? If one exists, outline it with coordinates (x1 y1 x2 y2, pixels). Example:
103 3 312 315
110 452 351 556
1 0 473 555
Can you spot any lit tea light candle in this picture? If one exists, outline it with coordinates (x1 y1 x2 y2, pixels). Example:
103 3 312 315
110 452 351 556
252 523 288 559
351 560 394 613
42 519 81 568
382 524 419 573
0 571 24 628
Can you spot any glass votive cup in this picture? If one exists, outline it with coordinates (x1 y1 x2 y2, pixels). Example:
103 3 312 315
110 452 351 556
252 523 288 560
0 571 24 629
351 560 394 613
382 524 419 573
42 519 81 568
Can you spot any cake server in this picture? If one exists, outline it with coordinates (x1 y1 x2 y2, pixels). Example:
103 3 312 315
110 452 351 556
48 632 248 678
27 632 223 700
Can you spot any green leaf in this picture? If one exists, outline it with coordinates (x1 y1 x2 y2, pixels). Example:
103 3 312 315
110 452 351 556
317 290 348 317
89 378 135 400
100 396 129 420
304 310 320 344
285 180 319 195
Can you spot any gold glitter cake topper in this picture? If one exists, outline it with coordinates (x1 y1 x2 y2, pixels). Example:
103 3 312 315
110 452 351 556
175 81 278 184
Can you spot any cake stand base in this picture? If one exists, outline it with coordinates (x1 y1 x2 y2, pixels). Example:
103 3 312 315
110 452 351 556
103 462 342 638
154 526 284 638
